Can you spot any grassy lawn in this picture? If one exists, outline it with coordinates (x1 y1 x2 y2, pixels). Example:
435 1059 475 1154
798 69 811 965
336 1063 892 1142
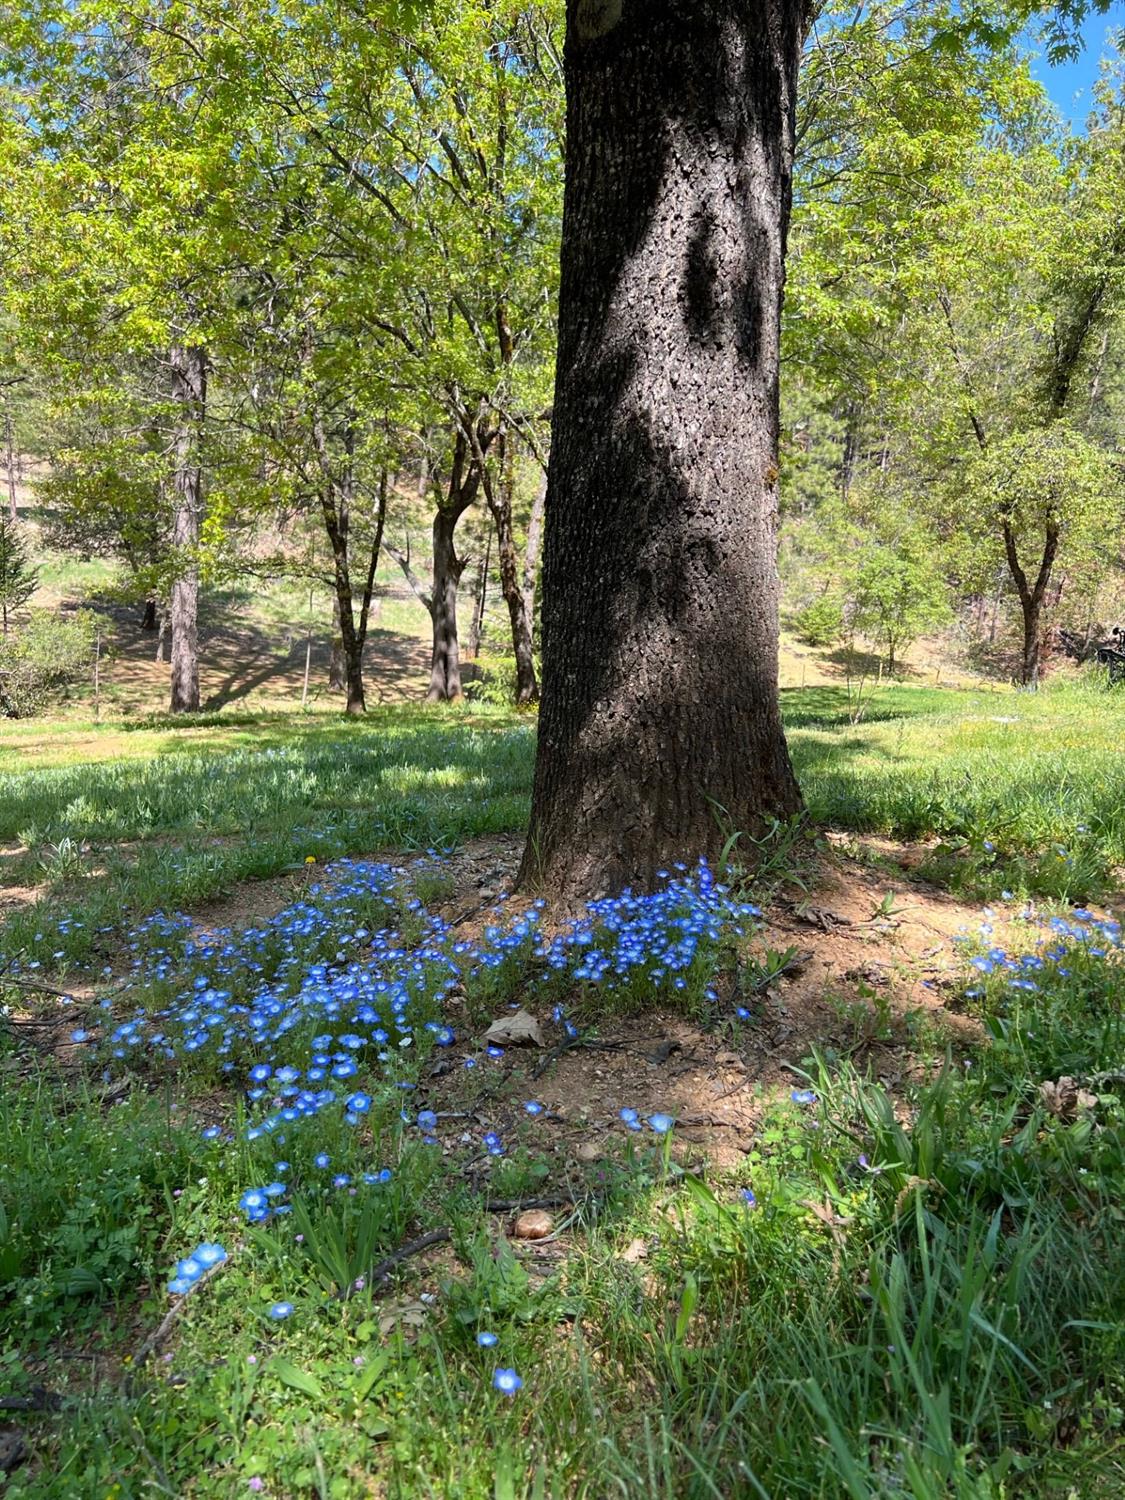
1 680 1122 1498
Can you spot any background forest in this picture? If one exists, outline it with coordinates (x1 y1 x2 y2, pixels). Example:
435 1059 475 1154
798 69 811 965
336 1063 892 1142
1 0 1122 717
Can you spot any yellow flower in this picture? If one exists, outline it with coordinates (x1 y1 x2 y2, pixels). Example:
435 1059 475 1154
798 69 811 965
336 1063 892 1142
305 856 316 865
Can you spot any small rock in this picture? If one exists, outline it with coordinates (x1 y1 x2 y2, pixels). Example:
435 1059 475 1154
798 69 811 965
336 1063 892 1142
513 1209 553 1240
575 1141 602 1162
0 1428 28 1476
715 1050 745 1069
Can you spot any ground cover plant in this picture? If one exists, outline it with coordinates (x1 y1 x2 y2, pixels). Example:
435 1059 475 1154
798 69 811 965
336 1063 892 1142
1 684 1123 1497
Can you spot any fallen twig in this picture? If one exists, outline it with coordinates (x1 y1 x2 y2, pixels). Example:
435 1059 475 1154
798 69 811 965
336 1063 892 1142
127 1260 227 1382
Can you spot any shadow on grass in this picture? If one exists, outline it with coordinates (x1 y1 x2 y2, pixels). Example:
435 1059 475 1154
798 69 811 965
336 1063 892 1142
779 684 969 730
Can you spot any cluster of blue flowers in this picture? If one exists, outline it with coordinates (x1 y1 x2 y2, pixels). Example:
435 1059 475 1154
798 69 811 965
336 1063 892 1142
167 1241 227 1296
33 857 760 1346
959 904 1121 998
65 860 752 1140
539 862 760 998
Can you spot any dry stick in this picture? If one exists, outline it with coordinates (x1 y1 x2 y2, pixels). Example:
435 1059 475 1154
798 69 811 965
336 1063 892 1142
530 1034 625 1081
128 1260 227 1381
1 975 81 999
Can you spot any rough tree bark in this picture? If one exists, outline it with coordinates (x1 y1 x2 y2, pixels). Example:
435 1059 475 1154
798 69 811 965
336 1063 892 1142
1003 515 1059 689
168 345 206 714
519 0 806 899
467 424 538 705
389 429 489 702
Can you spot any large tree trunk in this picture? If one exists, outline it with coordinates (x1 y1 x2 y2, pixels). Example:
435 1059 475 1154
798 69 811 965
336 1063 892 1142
168 345 205 714
520 0 805 899
427 506 466 702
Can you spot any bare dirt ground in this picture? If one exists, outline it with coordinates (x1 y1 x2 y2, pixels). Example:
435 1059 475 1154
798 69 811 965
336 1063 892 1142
17 827 1113 1187
18 834 1016 1151
82 598 434 715
400 834 997 1171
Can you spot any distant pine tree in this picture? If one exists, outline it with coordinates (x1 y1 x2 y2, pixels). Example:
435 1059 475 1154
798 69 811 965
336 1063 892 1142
0 515 38 633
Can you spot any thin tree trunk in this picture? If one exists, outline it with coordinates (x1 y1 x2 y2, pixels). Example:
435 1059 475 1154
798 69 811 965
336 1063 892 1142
522 471 546 647
1003 516 1059 689
3 397 17 524
427 506 467 702
168 345 205 714
312 418 369 715
141 599 157 631
478 432 537 705
467 525 491 660
520 0 805 899
320 490 365 715
329 593 346 691
420 426 488 702
989 570 1003 645
1020 596 1043 688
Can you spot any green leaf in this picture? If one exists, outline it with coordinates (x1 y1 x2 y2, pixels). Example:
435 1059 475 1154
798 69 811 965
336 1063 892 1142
269 1357 324 1400
354 1351 389 1402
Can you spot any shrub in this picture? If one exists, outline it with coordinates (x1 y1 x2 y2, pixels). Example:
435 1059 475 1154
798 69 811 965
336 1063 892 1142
793 595 844 646
0 608 96 717
464 650 539 707
0 514 38 632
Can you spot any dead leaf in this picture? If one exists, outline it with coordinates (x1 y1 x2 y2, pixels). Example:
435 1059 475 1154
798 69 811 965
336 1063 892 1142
1039 1076 1098 1120
483 1009 544 1047
618 1237 648 1264
377 1299 428 1338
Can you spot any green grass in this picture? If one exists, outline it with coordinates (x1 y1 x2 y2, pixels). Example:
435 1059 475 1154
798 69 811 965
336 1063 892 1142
1 679 1123 1497
4 679 1123 978
790 679 1125 856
